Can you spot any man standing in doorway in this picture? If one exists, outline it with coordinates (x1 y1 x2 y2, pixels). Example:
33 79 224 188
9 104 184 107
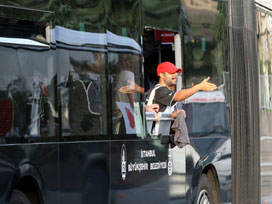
146 61 217 117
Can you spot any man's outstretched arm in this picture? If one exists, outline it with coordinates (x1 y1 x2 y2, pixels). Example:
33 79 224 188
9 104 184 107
173 77 217 102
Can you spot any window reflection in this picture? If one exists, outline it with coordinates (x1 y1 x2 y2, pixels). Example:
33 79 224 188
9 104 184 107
257 10 272 110
182 0 230 136
183 0 228 88
56 26 108 137
256 8 272 202
111 52 144 137
0 46 57 142
108 32 144 137
68 51 105 136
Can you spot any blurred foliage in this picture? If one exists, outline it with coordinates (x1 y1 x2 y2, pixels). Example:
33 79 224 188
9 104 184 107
141 0 181 31
0 0 184 37
212 2 228 85
0 0 53 10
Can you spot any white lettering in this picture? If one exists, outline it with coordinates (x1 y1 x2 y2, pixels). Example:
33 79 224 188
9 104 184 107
128 162 149 172
140 149 156 158
150 161 167 170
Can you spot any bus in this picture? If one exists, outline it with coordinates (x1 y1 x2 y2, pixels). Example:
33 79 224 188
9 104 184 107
0 0 232 204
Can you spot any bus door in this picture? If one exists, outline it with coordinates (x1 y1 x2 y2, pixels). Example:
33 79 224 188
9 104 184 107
143 28 187 203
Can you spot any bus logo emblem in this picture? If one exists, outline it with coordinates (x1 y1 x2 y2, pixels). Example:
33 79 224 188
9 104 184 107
121 144 127 180
168 160 173 176
168 147 173 176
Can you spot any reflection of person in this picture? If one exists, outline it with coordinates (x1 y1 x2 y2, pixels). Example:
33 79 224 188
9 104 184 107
69 52 102 135
7 77 27 136
119 80 144 95
119 81 161 121
115 54 136 108
146 61 217 117
113 54 136 134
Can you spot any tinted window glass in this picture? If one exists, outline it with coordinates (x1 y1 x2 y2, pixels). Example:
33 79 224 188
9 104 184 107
256 7 272 202
56 26 108 140
182 0 229 137
142 0 180 31
110 50 144 138
0 44 57 143
55 0 106 33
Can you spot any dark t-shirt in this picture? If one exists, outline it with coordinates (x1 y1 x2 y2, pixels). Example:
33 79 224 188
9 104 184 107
146 85 176 112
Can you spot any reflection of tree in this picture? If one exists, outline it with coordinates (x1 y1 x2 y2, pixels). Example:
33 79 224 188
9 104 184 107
182 1 228 88
54 0 107 32
18 0 108 32
212 2 228 85
0 0 55 24
55 2 78 29
3 0 53 9
141 0 180 31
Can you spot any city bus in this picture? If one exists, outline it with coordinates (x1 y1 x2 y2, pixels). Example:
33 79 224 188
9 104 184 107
0 0 232 203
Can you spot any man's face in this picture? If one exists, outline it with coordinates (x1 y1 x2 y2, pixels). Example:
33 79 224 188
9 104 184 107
162 72 178 87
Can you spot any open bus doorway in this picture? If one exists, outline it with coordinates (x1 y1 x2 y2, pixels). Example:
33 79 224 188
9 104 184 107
142 28 187 202
142 28 180 96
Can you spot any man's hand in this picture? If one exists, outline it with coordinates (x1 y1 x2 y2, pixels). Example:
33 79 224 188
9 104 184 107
146 104 160 113
198 77 217 91
173 77 217 102
146 104 160 122
119 81 136 94
119 80 145 94
172 109 186 119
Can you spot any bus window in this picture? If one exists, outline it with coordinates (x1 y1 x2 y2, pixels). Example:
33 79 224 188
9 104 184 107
0 18 57 142
111 52 144 137
68 51 106 136
256 6 272 202
108 31 144 139
56 26 108 139
182 0 230 137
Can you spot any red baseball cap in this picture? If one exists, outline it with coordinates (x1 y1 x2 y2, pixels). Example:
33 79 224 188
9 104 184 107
157 61 182 76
